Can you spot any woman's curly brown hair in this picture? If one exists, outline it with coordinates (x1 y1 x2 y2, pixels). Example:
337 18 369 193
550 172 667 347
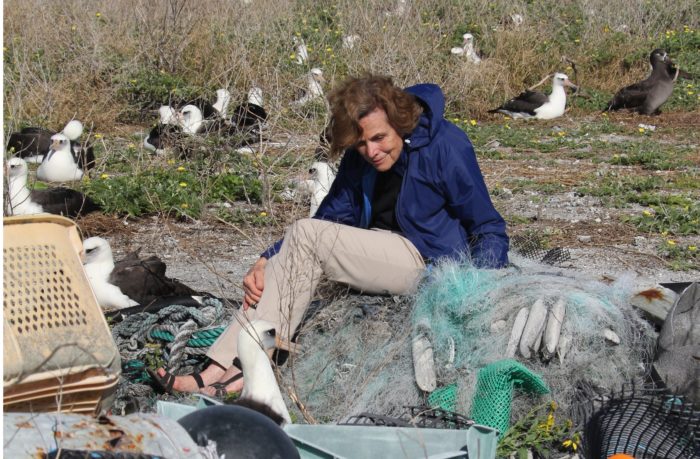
326 74 422 158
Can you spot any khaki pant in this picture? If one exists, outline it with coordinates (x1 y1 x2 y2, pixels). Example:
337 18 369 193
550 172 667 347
207 218 426 366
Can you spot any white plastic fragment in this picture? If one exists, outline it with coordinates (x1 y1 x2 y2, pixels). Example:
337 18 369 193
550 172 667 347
543 297 566 358
506 307 530 357
412 321 437 392
519 298 547 359
557 334 571 364
603 328 620 345
446 336 455 369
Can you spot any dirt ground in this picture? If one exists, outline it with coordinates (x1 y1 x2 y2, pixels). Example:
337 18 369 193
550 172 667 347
77 113 699 295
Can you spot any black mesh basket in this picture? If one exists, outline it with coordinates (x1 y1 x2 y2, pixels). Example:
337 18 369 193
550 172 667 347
575 385 699 459
511 234 571 265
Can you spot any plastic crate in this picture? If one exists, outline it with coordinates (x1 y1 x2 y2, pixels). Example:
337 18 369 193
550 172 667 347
3 215 120 414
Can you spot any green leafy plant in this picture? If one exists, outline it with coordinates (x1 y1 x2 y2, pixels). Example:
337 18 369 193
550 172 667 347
657 239 700 271
497 401 580 458
624 203 700 236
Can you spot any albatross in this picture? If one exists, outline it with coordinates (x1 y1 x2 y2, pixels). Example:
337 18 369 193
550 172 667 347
297 161 337 217
236 320 292 426
5 158 100 218
144 105 183 154
82 236 200 309
451 33 482 64
83 237 139 310
293 68 326 107
36 132 90 182
7 119 93 167
489 72 578 120
605 49 688 115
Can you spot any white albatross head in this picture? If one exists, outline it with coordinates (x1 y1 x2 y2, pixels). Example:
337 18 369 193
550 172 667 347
83 236 115 267
158 105 178 125
248 86 264 107
6 157 29 181
213 88 232 115
62 120 84 141
178 104 204 134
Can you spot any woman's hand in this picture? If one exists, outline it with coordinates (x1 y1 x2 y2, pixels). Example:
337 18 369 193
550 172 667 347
242 257 267 310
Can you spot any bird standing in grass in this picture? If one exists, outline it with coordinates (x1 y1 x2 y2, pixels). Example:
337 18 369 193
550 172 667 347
605 49 690 115
489 73 578 120
451 33 482 64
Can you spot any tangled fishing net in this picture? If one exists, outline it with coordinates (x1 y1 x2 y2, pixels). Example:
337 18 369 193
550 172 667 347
282 254 657 425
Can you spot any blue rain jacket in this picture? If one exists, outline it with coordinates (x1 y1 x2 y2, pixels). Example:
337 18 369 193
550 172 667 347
262 83 509 268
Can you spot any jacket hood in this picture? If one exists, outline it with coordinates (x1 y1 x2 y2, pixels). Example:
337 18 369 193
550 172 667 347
404 83 445 149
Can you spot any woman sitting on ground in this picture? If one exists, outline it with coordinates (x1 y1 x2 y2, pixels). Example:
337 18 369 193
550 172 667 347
153 73 509 396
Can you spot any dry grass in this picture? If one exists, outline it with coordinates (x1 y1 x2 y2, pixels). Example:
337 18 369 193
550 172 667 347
4 0 698 134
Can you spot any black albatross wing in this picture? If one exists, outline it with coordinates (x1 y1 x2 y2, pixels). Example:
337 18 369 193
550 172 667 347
108 253 200 306
606 79 657 111
7 127 54 159
30 187 101 218
490 90 548 116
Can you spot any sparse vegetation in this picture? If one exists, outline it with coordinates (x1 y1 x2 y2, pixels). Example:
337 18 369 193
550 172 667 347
3 3 700 455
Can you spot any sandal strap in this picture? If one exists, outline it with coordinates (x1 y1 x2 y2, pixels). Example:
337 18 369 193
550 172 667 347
232 357 242 370
191 372 205 389
163 372 175 393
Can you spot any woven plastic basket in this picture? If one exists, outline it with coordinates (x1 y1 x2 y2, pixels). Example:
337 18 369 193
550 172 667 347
3 215 120 414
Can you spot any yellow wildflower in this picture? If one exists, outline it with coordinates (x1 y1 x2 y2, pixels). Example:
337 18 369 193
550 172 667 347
177 166 186 171
179 182 187 188
546 413 554 430
95 12 101 18
638 127 645 133
667 240 676 246
94 133 103 139
289 53 296 60
128 143 135 149
260 211 268 217
470 119 477 126
642 210 652 217
180 203 188 209
167 159 175 165
688 245 697 252
558 131 566 137
100 173 109 179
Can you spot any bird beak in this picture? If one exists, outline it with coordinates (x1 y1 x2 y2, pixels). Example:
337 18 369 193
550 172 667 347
564 80 578 92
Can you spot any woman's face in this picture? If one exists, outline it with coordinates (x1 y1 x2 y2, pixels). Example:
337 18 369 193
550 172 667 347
356 108 404 172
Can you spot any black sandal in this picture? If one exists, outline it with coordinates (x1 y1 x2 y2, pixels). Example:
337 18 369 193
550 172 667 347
147 369 205 394
208 357 244 398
